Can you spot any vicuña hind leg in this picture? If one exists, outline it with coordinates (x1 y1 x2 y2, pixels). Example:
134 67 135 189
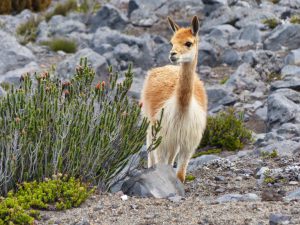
176 146 195 182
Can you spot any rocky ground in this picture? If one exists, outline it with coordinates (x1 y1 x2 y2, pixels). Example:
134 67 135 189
0 0 300 224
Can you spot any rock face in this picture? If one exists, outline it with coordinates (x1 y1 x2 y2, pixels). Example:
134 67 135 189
264 24 300 51
56 48 108 79
0 30 35 75
89 4 128 31
121 164 185 198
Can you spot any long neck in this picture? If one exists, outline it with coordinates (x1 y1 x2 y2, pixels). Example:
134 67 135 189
176 45 198 112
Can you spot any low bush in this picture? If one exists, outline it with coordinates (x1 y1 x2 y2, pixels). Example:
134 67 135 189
0 58 149 195
262 18 280 29
0 176 92 224
0 0 51 14
41 38 77 53
16 16 41 45
200 109 252 151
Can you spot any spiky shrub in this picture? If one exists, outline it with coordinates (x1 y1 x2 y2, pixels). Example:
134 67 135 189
0 0 51 14
200 109 252 151
0 58 149 195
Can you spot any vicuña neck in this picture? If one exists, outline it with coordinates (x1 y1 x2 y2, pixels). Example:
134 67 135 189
176 49 198 112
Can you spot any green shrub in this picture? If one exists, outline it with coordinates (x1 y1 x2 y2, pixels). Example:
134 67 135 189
262 18 280 29
193 148 222 158
41 38 77 53
266 72 281 83
261 149 278 159
268 0 280 3
45 0 77 22
290 15 300 24
0 58 149 195
0 176 92 224
16 16 41 45
200 109 252 151
185 174 196 182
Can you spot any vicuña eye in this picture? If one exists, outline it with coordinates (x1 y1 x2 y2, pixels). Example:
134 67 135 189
185 42 192 47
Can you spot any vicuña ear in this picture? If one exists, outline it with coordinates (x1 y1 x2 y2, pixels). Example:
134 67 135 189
168 17 180 33
191 16 199 36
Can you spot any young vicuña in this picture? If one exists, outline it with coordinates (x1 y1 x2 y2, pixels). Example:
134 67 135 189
141 16 208 182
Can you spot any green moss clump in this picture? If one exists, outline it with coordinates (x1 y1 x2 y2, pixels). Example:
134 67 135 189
220 77 229 85
261 149 278 159
266 72 281 83
0 177 93 225
185 174 196 182
290 15 300 24
16 16 41 45
192 148 222 158
262 18 280 29
41 38 77 53
200 109 252 151
45 0 77 22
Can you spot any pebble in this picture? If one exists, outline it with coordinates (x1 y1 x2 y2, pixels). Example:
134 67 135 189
269 214 291 225
235 176 243 181
121 194 128 201
289 181 298 185
168 195 183 203
215 176 226 181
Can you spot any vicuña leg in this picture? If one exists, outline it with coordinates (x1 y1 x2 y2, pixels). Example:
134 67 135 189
176 146 195 182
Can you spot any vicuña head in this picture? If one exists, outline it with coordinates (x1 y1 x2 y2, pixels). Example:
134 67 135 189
168 16 199 64
141 16 207 183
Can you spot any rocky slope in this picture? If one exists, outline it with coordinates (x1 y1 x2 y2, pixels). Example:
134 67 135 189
0 0 300 224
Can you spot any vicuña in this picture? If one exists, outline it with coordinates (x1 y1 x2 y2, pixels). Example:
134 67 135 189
141 16 208 182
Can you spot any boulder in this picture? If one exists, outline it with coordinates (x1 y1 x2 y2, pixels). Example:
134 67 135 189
130 10 158 27
187 155 220 172
221 49 240 66
284 49 300 65
0 30 35 75
206 85 238 111
256 140 300 157
279 0 300 9
264 24 300 51
208 24 238 39
121 164 185 198
0 62 40 85
128 0 168 16
91 27 153 70
89 4 128 31
237 24 261 44
225 63 261 93
56 48 108 79
267 89 300 129
198 41 219 67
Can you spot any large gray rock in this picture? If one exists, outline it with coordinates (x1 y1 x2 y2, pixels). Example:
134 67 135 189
267 89 300 129
221 49 240 66
264 24 300 51
0 30 35 75
121 164 185 198
0 62 40 85
89 4 128 31
255 140 300 157
216 193 260 203
285 188 300 202
91 27 153 70
225 63 261 93
271 65 300 91
279 0 300 9
237 25 261 44
285 49 300 65
56 48 108 79
187 155 220 172
208 24 238 39
128 0 168 16
206 85 238 111
198 41 218 67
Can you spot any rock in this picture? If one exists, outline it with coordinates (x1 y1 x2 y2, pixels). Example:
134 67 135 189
121 164 185 198
256 167 269 179
128 0 168 16
276 123 300 139
272 65 300 91
0 62 40 85
50 19 86 36
237 24 261 44
74 218 90 225
264 24 300 51
208 24 238 39
216 193 260 203
91 27 153 70
130 10 158 27
285 49 300 65
267 89 300 129
225 63 261 93
221 49 240 66
281 65 300 77
89 4 128 31
187 155 220 172
215 176 225 181
285 188 300 201
198 41 218 67
269 214 291 225
206 85 238 111
256 140 300 157
168 195 183 203
279 0 300 9
56 48 108 79
0 30 35 75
